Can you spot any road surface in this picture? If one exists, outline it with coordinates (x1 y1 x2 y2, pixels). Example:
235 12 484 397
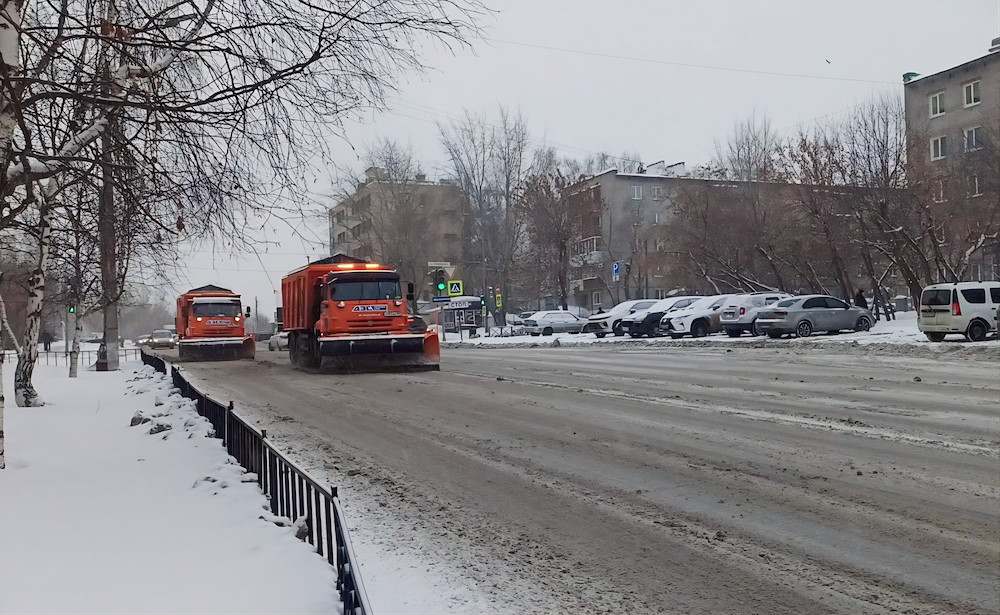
170 343 1000 614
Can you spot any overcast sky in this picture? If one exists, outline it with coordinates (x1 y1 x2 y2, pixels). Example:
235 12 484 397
157 0 1000 322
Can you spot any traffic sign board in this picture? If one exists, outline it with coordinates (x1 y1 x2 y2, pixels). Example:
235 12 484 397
432 296 452 302
495 293 502 308
447 280 463 296
427 261 451 267
612 261 620 275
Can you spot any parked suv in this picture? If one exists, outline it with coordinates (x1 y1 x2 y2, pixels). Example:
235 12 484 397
523 311 585 336
660 295 732 338
719 292 791 337
917 281 1000 342
621 296 697 337
585 299 657 338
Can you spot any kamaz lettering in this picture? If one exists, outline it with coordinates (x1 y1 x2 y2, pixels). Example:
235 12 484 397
352 305 388 312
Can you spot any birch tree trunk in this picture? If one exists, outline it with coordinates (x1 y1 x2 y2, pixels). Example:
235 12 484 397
68 312 80 378
15 191 53 406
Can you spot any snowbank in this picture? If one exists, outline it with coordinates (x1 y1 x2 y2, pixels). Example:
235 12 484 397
0 362 338 614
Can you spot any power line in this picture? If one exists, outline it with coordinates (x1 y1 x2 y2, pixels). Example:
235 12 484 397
486 38 898 85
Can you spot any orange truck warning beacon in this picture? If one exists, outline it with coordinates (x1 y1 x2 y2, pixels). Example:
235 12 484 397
175 285 255 360
281 254 440 370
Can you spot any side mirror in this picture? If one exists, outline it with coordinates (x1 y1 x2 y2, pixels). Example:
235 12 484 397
245 306 251 318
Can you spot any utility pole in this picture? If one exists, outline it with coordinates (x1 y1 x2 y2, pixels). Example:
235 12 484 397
98 1 120 372
254 296 260 337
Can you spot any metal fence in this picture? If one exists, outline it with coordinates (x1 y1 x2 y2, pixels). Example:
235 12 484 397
1 348 143 366
141 350 371 615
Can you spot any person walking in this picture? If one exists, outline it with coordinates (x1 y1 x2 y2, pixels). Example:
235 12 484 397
854 289 869 310
40 330 53 352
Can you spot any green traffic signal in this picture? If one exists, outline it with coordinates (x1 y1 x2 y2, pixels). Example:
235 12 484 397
68 305 76 314
437 282 446 291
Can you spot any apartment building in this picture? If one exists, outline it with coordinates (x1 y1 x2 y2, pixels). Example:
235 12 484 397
328 167 466 299
903 39 1000 280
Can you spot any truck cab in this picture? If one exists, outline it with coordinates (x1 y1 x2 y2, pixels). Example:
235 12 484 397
175 285 255 360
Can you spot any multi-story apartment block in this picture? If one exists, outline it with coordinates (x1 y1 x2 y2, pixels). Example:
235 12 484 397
328 167 466 300
904 39 1000 280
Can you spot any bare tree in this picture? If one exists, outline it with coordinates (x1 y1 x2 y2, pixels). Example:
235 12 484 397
521 148 578 309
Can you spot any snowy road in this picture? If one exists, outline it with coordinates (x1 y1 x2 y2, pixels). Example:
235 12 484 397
176 343 1000 614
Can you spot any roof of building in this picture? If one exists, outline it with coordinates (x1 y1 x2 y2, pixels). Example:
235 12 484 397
903 50 998 87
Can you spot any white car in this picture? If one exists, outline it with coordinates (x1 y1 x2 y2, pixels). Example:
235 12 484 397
917 281 1000 342
585 299 657 338
621 296 698 337
659 295 732 338
522 311 586 336
267 331 289 351
719 292 791 337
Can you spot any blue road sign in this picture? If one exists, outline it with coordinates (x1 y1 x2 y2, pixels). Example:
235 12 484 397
432 296 452 302
612 261 620 275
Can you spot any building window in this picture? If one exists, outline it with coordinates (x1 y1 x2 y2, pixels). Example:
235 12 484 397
655 289 667 300
970 264 983 281
591 291 602 308
929 91 945 117
964 126 984 151
930 135 947 161
631 185 642 200
933 180 948 203
971 175 983 197
964 80 980 107
651 186 664 200
573 236 602 256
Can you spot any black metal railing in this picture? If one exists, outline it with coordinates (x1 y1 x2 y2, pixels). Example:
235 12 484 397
1 348 143 366
141 350 371 615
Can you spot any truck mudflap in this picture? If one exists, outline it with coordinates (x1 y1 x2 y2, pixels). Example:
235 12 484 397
317 331 440 370
177 336 255 361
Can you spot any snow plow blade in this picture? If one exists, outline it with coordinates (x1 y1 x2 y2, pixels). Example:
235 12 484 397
318 331 440 371
177 337 255 361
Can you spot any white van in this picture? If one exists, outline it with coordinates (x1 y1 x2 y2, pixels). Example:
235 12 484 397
917 281 1000 342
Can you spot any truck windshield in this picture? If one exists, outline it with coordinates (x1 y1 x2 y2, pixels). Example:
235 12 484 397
192 302 242 317
331 281 401 301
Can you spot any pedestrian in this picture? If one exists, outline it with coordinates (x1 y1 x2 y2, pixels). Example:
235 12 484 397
854 289 868 311
40 330 53 352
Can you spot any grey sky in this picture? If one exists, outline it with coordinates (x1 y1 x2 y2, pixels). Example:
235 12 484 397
164 0 1000 322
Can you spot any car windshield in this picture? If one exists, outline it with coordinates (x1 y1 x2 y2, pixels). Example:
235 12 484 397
152 330 171 337
330 280 401 301
192 302 242 317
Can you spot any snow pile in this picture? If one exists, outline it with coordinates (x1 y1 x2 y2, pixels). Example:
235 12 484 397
0 363 338 614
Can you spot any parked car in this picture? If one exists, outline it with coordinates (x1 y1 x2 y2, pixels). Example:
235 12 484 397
522 311 586 336
917 281 1000 342
267 331 290 351
756 295 874 338
407 314 428 334
660 295 733 338
719 292 792 337
621 296 698 337
585 299 657 338
146 329 176 349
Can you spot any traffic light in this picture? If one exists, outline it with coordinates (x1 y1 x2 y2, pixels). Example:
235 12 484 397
68 305 76 314
434 269 446 293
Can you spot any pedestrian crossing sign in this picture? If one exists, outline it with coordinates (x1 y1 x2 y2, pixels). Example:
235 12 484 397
447 280 463 296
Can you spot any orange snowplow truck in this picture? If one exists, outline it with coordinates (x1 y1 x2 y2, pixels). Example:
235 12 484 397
281 255 440 370
175 285 255 360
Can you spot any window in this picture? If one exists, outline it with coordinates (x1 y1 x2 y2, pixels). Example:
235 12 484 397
964 80 980 107
930 136 947 161
802 297 827 309
825 297 849 309
192 302 242 317
929 91 945 117
971 175 984 197
921 289 952 306
337 231 347 243
960 288 986 304
591 291 602 307
651 186 664 200
330 280 402 301
653 212 661 225
964 126 984 151
970 264 983 281
933 180 947 203
573 236 602 255
631 185 642 200
655 289 667 300
990 288 1000 303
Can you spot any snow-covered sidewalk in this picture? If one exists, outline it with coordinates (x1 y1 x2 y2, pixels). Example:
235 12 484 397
0 361 337 614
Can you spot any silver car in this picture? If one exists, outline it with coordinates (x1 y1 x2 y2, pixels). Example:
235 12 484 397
756 295 874 338
522 311 585 336
267 331 289 351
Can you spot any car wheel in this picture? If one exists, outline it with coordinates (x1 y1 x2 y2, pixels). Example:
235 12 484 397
269 343 275 351
855 316 871 332
542 327 553 336
767 330 783 339
612 321 624 336
691 320 709 338
595 332 607 338
795 321 813 337
669 333 682 339
924 332 945 342
967 320 988 342
629 332 642 338
725 329 741 338
751 320 764 337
